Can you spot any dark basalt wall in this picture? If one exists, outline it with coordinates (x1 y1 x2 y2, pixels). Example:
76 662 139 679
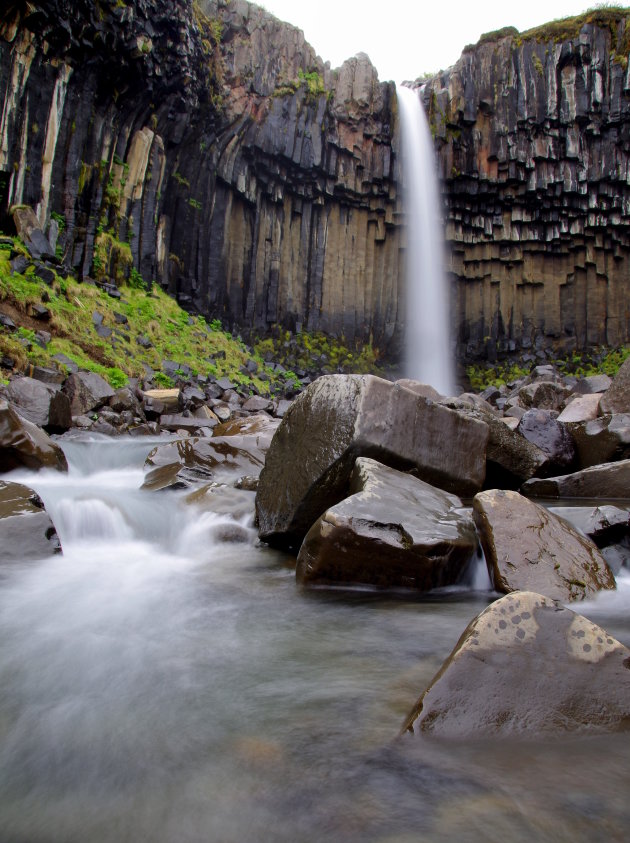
0 1 629 363
422 16 630 361
0 0 402 352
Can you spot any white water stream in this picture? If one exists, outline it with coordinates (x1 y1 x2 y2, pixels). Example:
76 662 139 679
397 84 455 396
0 436 629 842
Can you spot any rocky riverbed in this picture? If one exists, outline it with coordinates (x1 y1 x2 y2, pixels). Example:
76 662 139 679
2 355 630 740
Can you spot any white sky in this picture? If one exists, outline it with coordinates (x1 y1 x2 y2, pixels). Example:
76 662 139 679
259 0 600 82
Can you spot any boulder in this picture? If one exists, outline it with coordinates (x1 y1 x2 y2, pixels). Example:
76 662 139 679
522 459 630 499
0 399 67 472
517 380 570 411
402 591 630 738
256 375 488 549
568 414 630 468
557 393 601 424
473 489 615 601
4 377 71 432
158 413 217 433
241 395 272 413
0 480 61 560
599 357 630 414
574 374 612 394
484 414 548 488
11 206 55 260
517 409 576 472
296 458 478 590
62 372 115 416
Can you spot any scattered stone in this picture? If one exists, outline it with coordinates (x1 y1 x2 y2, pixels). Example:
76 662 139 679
141 388 180 411
0 399 68 472
95 325 112 338
10 254 30 275
33 263 56 286
0 480 61 561
29 303 51 321
11 206 55 260
256 375 488 549
113 311 128 324
402 591 630 737
557 393 601 423
517 408 576 471
569 414 630 469
296 458 478 590
0 312 16 330
599 357 630 415
272 398 292 418
136 335 153 348
159 414 217 433
62 372 116 416
216 377 235 391
574 374 613 395
53 353 79 374
473 489 615 601
522 459 630 499
241 395 272 413
548 504 629 549
4 377 71 432
92 311 104 326
517 380 570 411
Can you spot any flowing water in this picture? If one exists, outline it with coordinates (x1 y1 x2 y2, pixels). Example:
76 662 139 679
397 84 455 396
1 436 630 842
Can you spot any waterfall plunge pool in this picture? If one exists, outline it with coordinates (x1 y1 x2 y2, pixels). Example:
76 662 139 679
1 435 629 842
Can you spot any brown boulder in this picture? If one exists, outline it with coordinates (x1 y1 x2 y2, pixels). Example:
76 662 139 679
0 399 67 472
62 372 115 416
256 375 488 549
296 458 478 590
522 459 630 499
473 489 615 601
0 480 61 560
402 591 630 738
568 414 630 469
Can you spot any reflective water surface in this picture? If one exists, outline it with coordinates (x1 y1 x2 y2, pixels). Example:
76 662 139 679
1 436 629 842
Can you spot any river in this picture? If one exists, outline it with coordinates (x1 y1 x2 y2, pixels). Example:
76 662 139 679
1 435 629 842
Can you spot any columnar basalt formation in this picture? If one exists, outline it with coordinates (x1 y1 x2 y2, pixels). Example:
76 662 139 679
422 14 630 360
0 0 401 351
0 2 629 363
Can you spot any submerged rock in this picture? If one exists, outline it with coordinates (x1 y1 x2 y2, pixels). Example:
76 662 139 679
473 489 615 601
402 591 630 738
256 375 488 549
296 458 477 590
0 480 61 560
0 399 68 472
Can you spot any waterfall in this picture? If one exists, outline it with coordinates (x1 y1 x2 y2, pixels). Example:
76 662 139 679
397 84 455 396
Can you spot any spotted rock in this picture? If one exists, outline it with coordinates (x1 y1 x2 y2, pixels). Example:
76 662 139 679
402 591 630 737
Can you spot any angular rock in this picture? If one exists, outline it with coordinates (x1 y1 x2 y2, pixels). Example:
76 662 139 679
568 413 630 469
159 413 217 433
11 206 55 260
0 399 67 472
517 380 570 411
402 592 630 738
0 480 61 561
5 377 71 433
395 379 443 401
62 372 115 415
517 409 576 472
547 504 630 548
241 395 272 413
522 459 630 500
473 489 615 601
574 374 613 395
296 458 478 590
143 416 279 491
599 358 630 414
256 375 488 549
557 393 601 423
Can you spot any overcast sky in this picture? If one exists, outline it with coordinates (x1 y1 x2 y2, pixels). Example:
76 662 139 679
259 1 598 82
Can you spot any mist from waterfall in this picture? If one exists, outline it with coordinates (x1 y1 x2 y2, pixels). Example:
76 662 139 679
397 84 455 396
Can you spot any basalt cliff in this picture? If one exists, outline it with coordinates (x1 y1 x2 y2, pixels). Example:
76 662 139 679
0 1 629 364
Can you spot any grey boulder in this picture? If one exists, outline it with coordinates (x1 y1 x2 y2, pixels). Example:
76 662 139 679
0 480 61 561
402 591 630 738
5 377 71 432
0 399 67 472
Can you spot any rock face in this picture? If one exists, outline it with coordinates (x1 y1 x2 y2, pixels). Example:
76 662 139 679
296 458 478 589
402 591 630 737
1 4 628 362
0 399 68 472
473 489 615 601
0 480 61 560
255 375 488 548
423 12 630 360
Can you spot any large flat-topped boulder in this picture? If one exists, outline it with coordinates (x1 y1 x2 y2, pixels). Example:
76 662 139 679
296 458 478 590
0 400 68 473
473 489 615 601
402 592 630 738
255 375 488 549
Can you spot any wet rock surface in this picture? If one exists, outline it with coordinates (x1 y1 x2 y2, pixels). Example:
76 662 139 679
522 459 630 500
0 399 68 472
402 591 630 738
0 480 61 560
296 458 478 590
256 375 488 549
473 489 615 601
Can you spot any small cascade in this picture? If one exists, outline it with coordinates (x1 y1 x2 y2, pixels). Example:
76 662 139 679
397 84 455 396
